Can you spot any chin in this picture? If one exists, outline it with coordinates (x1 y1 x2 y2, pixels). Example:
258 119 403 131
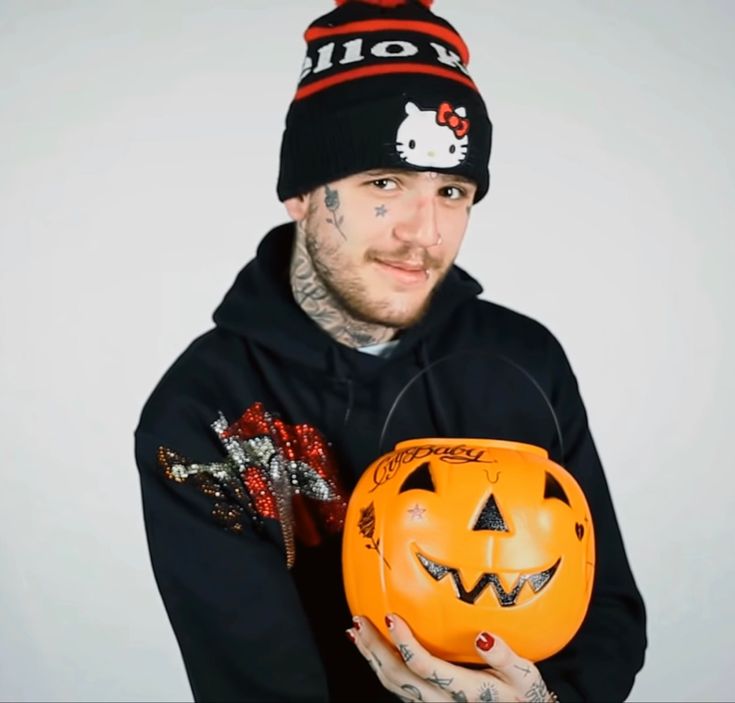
359 298 431 329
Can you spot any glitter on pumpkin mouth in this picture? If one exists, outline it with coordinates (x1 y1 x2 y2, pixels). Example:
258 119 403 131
416 551 561 607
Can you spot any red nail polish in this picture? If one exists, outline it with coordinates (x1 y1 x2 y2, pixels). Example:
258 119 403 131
352 617 361 631
345 629 356 643
385 615 394 630
476 632 495 651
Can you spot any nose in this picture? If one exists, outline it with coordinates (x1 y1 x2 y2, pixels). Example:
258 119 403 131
392 194 440 248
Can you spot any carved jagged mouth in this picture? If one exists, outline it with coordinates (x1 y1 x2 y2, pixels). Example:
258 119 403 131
416 552 561 606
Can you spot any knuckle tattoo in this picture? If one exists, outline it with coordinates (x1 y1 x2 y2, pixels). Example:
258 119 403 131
400 682 424 701
424 670 453 689
478 681 499 702
525 677 551 702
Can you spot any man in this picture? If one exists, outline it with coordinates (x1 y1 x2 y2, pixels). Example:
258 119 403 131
134 1 647 701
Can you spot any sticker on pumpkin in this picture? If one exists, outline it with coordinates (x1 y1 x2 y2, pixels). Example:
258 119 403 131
357 501 391 570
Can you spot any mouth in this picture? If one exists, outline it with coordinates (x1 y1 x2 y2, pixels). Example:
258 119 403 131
416 551 561 607
374 259 430 285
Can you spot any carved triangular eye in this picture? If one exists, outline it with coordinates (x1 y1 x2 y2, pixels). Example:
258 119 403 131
544 471 570 506
399 462 435 493
472 494 509 532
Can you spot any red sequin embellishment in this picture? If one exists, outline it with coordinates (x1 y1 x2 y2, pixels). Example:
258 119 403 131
157 402 348 568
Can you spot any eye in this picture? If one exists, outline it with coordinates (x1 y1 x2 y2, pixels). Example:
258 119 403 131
472 494 509 532
449 145 456 154
409 139 416 149
439 185 466 200
544 471 570 506
370 178 399 191
399 462 435 493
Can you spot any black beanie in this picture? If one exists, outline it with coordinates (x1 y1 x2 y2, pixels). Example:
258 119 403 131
276 0 493 203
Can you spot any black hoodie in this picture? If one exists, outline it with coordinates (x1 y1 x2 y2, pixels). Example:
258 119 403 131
134 223 646 702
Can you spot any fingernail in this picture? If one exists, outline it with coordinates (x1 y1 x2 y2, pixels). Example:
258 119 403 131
345 629 356 643
352 617 361 631
385 614 394 630
476 632 495 651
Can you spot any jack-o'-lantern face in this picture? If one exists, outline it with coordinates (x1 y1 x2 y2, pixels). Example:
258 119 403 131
342 438 595 663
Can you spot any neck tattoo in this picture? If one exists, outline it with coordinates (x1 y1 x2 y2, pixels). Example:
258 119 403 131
289 222 397 348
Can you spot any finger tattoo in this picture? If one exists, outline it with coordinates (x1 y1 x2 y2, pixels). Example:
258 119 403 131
514 663 532 677
525 678 551 702
478 682 500 702
401 683 423 701
425 671 453 689
398 644 414 663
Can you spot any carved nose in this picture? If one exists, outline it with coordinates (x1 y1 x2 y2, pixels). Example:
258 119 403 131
472 494 509 532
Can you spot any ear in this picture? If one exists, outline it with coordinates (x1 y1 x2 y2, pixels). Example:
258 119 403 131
455 106 467 117
405 101 419 115
283 194 310 221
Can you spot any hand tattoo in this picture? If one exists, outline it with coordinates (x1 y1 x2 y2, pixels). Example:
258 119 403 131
425 670 453 689
525 678 551 702
400 683 423 701
398 644 414 663
478 682 499 702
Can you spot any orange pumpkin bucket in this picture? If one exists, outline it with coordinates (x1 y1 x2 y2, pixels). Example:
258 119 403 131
342 438 595 663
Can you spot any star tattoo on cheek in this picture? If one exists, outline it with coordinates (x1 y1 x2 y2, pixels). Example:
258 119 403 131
375 204 387 217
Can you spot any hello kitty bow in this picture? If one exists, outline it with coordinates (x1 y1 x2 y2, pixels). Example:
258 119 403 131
436 101 470 139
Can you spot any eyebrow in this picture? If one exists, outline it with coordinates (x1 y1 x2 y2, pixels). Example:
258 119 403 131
363 169 476 186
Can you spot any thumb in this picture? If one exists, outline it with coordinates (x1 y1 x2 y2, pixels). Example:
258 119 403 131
475 631 531 684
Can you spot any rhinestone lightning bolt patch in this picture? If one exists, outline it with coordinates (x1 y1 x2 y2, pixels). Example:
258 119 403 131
157 402 347 568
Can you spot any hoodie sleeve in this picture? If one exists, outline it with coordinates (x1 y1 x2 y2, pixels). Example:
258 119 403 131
134 403 329 702
534 335 647 702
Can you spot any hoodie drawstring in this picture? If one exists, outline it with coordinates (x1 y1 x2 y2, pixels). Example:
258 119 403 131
328 346 355 427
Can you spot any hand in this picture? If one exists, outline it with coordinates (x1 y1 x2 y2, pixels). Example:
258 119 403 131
346 612 556 702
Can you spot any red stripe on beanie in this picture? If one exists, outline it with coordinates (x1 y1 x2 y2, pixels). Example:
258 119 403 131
335 0 434 8
294 62 477 100
305 19 469 65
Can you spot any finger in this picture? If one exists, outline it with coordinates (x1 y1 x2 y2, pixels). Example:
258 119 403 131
352 616 440 702
347 626 382 674
386 612 469 699
474 630 539 689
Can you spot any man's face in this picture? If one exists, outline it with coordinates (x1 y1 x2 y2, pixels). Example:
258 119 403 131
292 169 477 330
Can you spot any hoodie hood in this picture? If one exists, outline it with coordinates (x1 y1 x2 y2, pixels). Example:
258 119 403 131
212 222 483 373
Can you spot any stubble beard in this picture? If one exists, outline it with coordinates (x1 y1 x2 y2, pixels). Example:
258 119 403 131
303 220 445 331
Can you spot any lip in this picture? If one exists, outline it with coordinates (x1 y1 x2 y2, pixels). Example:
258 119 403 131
374 259 428 285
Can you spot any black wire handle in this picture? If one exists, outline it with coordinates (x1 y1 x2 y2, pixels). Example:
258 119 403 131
378 349 566 464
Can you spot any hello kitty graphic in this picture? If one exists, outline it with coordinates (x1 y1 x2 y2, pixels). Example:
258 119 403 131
395 101 470 168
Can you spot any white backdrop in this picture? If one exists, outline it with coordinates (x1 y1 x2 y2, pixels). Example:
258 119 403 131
1 1 733 701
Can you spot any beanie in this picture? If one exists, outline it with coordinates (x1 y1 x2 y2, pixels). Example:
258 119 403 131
276 0 493 203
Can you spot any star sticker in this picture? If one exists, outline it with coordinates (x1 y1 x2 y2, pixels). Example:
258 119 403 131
407 503 426 520
375 204 387 217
